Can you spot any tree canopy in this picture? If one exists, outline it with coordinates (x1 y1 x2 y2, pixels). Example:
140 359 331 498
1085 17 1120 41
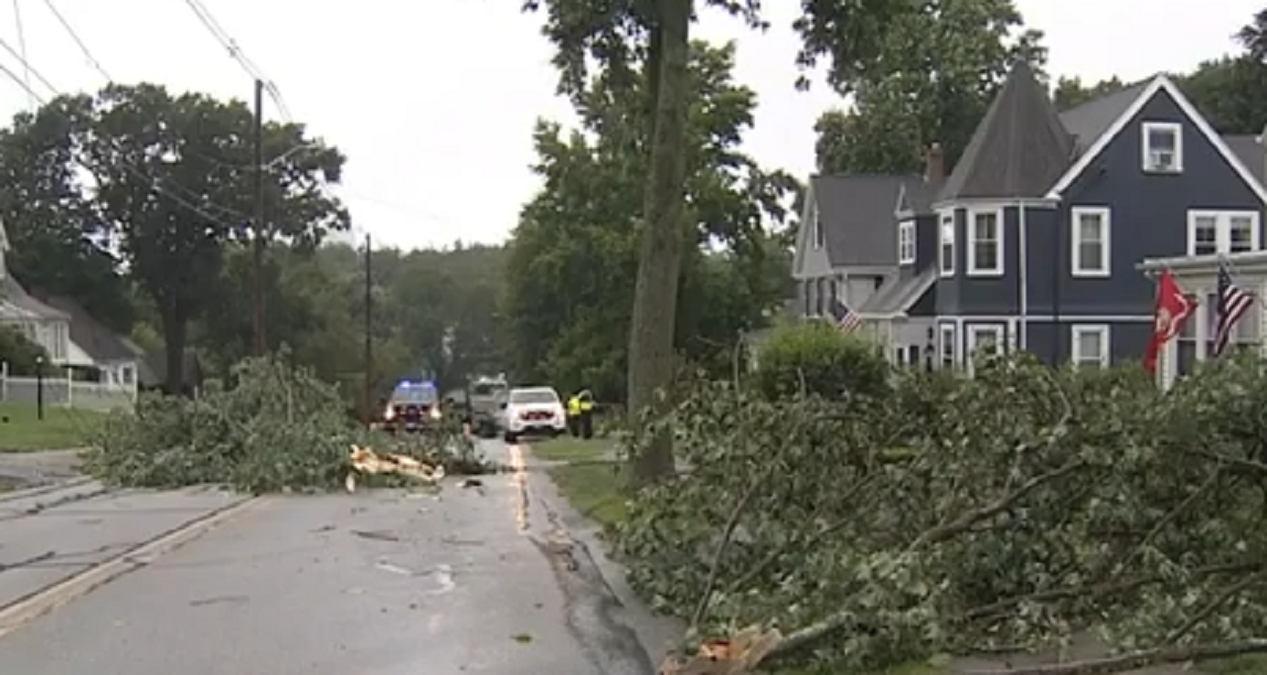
502 39 795 403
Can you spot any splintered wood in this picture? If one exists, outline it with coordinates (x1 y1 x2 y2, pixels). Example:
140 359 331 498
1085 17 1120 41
659 626 783 674
344 444 446 492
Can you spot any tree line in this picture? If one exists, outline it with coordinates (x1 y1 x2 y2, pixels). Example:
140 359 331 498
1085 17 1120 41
0 82 505 408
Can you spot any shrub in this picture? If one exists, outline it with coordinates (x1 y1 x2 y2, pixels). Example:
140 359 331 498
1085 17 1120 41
752 320 890 400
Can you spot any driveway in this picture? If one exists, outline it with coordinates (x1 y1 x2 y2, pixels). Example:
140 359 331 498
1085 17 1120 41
0 440 679 675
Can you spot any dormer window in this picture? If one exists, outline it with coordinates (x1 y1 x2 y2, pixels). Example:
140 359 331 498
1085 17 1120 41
897 220 915 264
1142 122 1182 173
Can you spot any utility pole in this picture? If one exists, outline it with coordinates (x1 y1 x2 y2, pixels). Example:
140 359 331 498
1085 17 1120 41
363 233 373 427
251 78 266 356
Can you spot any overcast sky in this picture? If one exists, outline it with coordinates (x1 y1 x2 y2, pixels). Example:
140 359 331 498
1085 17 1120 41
0 0 1260 250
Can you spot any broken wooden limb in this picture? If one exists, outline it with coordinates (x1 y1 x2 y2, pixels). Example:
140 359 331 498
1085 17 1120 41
344 444 446 492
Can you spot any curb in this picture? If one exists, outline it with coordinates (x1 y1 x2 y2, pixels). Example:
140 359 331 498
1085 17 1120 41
0 477 95 504
0 495 266 639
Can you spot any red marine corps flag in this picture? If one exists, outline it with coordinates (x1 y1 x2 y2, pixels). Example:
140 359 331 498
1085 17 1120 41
1144 269 1196 375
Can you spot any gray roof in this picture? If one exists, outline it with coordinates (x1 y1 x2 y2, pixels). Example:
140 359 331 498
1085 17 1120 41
1223 134 1263 183
1057 80 1151 152
896 180 936 215
0 276 70 320
37 294 139 362
859 265 937 315
811 174 920 267
937 61 1075 202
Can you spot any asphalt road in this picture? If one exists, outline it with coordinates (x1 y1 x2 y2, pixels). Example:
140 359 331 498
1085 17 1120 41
0 440 678 675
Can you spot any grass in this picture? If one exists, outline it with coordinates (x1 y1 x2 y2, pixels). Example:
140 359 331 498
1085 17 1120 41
531 436 628 526
548 461 627 526
531 436 612 463
0 402 102 452
1210 656 1267 675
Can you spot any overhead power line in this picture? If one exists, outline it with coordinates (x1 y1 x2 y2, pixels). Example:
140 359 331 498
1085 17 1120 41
180 0 293 122
0 36 247 229
38 0 110 80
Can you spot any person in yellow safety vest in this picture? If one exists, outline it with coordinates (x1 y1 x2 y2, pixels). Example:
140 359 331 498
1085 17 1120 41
566 393 583 437
577 389 595 439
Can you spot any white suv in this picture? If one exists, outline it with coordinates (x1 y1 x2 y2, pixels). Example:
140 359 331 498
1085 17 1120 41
502 386 567 443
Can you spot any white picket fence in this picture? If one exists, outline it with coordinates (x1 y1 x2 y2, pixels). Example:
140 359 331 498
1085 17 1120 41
0 361 137 412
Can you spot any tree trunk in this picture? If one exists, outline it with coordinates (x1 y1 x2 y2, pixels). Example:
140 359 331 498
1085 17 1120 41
160 308 188 397
626 0 692 487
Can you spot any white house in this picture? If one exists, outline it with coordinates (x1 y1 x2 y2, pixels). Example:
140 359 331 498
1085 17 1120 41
0 220 73 362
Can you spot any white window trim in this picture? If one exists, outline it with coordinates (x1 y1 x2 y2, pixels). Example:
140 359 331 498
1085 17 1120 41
1186 210 1261 256
1141 121 1183 173
965 324 1005 374
1070 206 1111 277
939 323 958 366
966 324 1005 355
966 208 1004 277
813 218 824 249
938 211 955 277
898 220 915 264
1070 324 1110 368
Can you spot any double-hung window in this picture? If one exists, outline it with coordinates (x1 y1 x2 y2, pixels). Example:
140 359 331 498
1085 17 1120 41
1187 210 1261 256
1071 325 1110 368
898 220 915 264
938 211 955 276
1070 206 1110 276
1141 122 1182 173
967 209 1002 276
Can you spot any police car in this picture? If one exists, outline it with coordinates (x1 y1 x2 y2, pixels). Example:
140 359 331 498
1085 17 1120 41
380 379 442 434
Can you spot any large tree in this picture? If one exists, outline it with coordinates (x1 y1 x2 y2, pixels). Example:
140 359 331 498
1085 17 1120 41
0 97 132 331
503 39 795 419
81 83 348 392
808 0 1047 174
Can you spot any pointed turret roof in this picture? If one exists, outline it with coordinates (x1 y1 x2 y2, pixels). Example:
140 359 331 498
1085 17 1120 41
936 61 1075 202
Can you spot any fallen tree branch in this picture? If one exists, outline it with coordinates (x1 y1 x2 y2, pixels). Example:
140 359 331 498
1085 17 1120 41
1185 448 1267 476
965 561 1261 620
691 475 764 631
1164 569 1265 644
909 460 1086 550
955 640 1267 675
724 474 879 595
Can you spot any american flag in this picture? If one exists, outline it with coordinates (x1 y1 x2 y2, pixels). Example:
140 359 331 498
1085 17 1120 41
1213 260 1253 357
830 297 862 332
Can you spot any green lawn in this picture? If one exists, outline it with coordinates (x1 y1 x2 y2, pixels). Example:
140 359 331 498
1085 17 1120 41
531 437 612 463
1211 656 1267 675
0 402 102 451
545 459 628 527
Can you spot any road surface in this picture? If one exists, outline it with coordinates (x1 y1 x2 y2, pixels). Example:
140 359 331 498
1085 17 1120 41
0 440 679 675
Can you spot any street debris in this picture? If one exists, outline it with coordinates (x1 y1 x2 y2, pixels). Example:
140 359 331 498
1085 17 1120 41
344 444 446 493
374 560 415 576
351 529 399 542
658 626 783 675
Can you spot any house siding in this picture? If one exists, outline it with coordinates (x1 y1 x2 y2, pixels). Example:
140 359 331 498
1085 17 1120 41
935 206 1023 316
1024 321 1154 366
1047 87 1264 318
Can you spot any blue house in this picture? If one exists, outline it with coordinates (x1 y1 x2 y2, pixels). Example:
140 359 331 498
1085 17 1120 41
792 60 1267 369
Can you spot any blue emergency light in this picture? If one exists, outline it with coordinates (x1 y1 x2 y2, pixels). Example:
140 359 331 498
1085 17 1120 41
397 379 436 389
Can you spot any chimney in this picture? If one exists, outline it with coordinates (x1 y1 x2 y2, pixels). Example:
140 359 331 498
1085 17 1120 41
924 143 945 185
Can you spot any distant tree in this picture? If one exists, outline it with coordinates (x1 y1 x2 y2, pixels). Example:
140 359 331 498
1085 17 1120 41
1052 75 1127 109
810 0 1048 174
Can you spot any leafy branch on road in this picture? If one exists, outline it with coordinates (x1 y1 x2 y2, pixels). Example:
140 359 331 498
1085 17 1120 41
610 337 1267 674
81 350 492 493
